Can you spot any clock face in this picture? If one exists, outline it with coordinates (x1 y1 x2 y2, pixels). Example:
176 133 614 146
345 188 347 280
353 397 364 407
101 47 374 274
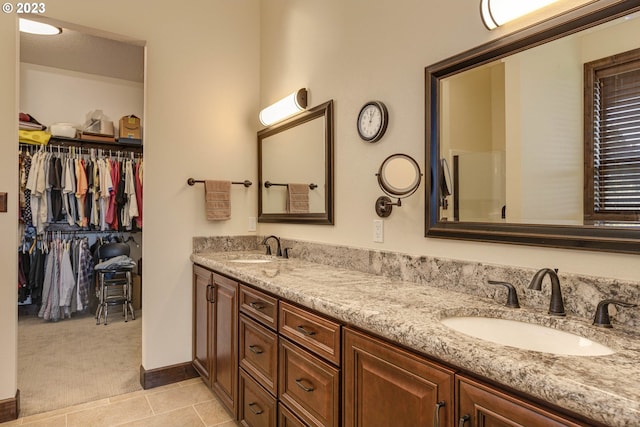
357 101 388 142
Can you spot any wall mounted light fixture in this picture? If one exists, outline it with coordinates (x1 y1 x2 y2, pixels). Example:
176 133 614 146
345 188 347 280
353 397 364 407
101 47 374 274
259 88 308 126
480 0 561 30
19 18 62 35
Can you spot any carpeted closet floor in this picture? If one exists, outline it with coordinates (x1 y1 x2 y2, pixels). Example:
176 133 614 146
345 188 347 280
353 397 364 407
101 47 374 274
18 309 142 417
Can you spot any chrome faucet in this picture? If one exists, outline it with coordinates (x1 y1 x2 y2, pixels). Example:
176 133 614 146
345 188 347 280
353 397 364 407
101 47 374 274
260 235 282 257
528 268 566 316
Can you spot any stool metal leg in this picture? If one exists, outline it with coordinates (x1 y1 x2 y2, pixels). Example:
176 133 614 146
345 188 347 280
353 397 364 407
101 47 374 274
127 271 136 321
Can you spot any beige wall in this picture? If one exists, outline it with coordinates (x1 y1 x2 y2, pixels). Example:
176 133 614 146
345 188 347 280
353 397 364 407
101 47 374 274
0 0 260 400
258 0 639 280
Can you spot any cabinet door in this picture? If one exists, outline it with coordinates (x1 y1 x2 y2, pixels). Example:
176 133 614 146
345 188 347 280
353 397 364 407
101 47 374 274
343 328 454 427
193 265 213 383
212 272 239 417
456 375 584 427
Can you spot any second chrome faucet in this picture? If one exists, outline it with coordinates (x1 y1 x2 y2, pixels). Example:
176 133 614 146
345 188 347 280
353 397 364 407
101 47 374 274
529 268 565 316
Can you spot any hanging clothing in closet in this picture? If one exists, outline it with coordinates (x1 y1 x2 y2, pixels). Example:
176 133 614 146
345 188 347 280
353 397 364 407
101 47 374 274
17 237 46 306
20 146 143 234
37 236 95 321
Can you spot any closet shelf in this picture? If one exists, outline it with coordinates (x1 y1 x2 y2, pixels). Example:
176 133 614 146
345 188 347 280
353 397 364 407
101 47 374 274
20 136 143 154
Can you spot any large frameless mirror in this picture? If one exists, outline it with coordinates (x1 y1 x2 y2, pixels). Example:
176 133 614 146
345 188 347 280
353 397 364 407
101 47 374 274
258 100 334 224
425 0 640 253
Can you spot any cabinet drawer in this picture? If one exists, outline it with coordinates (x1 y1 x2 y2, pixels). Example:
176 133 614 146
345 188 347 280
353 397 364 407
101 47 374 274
239 369 277 427
279 402 308 427
279 339 340 427
240 284 278 330
279 302 341 365
240 314 279 396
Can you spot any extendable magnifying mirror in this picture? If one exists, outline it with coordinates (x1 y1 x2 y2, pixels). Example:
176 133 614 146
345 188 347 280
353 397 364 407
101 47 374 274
375 153 422 217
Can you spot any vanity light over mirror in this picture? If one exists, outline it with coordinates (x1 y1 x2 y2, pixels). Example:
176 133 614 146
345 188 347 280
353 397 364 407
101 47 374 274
375 154 422 217
258 100 334 224
426 0 640 253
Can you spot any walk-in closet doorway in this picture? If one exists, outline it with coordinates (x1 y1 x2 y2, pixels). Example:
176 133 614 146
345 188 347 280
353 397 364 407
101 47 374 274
17 20 146 417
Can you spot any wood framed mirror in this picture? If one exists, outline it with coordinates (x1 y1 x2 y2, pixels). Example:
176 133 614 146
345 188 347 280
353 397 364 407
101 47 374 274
425 0 640 253
258 99 334 224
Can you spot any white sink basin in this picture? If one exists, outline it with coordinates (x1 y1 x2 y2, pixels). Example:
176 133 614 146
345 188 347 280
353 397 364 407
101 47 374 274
441 316 614 356
228 259 273 264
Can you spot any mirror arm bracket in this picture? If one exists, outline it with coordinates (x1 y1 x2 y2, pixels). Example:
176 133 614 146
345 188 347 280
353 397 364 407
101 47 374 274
376 196 402 217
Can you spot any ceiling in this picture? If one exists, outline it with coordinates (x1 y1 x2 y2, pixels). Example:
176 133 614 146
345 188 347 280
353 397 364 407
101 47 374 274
20 27 144 83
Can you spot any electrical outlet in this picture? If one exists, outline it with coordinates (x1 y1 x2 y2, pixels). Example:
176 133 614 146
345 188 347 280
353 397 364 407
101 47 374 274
248 217 257 232
373 219 384 243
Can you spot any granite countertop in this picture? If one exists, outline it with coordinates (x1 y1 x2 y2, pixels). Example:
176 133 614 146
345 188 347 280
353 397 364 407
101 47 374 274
191 250 640 426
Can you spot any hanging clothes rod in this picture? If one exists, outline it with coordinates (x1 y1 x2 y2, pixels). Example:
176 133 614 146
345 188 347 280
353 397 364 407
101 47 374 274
264 181 317 190
187 178 252 188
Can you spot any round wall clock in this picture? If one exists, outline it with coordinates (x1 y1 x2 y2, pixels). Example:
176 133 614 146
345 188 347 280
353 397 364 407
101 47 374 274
357 101 388 143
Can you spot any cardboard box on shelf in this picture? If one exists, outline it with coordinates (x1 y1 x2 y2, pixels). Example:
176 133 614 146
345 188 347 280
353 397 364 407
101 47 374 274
119 115 142 140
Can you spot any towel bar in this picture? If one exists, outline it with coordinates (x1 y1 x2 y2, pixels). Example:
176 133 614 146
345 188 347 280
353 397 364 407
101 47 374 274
187 178 252 187
264 181 317 190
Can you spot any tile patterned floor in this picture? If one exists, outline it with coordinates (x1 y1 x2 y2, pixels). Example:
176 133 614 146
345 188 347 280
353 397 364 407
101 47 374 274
0 378 240 427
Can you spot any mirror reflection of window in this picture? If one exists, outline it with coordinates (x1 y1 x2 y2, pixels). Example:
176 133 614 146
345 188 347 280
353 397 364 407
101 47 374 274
584 47 640 225
438 12 640 226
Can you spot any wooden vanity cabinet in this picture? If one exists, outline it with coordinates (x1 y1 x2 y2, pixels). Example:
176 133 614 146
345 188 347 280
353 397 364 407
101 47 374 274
195 265 596 427
343 327 454 427
456 375 585 427
192 265 239 418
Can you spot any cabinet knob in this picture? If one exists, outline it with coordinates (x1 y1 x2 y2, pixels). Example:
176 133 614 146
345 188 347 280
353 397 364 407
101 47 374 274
458 414 470 427
295 378 315 392
296 325 316 336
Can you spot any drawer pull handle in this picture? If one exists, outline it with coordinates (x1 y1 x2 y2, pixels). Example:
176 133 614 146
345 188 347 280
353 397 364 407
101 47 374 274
249 345 264 354
434 401 445 427
248 402 264 415
296 325 316 336
458 415 470 427
249 301 265 310
295 378 315 392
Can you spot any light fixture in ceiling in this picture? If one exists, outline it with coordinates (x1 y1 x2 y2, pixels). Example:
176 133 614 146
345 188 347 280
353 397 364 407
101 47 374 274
259 88 308 126
19 18 62 35
480 0 561 30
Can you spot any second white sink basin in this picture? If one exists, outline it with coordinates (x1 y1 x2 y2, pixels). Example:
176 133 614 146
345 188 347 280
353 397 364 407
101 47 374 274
441 316 614 356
